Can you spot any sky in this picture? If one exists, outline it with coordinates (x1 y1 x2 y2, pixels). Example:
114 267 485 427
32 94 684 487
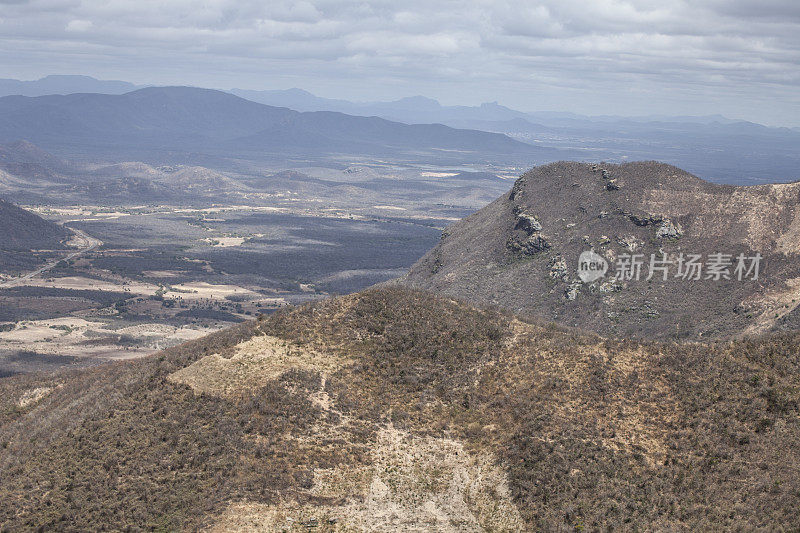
1 0 799 126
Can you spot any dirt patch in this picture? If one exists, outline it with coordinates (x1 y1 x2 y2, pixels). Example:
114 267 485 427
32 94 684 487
204 236 246 248
168 334 348 397
209 425 524 532
742 277 800 335
17 386 53 408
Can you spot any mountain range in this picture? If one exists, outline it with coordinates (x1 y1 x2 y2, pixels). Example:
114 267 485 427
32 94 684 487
0 86 547 164
232 87 746 128
2 76 798 183
0 75 141 97
1 75 799 531
234 87 800 184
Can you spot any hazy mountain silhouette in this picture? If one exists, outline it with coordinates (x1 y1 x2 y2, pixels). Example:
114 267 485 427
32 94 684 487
0 87 547 163
231 88 800 183
0 75 141 97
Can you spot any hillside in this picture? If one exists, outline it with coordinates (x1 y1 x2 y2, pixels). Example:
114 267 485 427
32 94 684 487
0 198 69 251
0 88 547 163
0 198 71 273
0 140 66 181
0 288 798 530
398 161 800 339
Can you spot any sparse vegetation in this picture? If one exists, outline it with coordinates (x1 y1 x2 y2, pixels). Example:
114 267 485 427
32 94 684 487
0 288 798 530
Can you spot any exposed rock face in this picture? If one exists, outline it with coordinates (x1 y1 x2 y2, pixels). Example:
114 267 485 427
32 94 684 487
514 212 542 233
627 213 662 226
398 161 800 339
508 204 549 255
565 280 582 300
507 234 550 255
656 218 682 239
549 257 569 281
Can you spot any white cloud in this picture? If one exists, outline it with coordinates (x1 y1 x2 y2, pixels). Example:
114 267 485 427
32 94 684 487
65 19 92 32
0 0 797 124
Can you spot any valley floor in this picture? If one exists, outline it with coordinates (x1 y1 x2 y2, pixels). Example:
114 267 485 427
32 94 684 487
0 160 515 374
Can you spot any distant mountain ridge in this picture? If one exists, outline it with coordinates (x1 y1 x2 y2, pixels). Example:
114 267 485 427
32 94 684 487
232 88 800 183
0 87 546 164
0 75 142 97
231 88 534 124
0 76 797 181
232 87 749 126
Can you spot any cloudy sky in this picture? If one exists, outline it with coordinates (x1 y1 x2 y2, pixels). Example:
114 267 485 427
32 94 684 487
1 0 799 126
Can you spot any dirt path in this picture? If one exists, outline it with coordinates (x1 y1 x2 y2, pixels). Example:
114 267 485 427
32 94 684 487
0 227 102 288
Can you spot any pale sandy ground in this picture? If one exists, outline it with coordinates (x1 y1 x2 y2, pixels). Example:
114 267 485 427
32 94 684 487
142 270 186 278
0 316 214 359
210 426 524 532
419 172 459 177
20 276 266 303
169 281 262 300
170 337 524 532
743 276 800 335
0 317 214 360
23 275 161 295
2 273 269 362
204 236 246 247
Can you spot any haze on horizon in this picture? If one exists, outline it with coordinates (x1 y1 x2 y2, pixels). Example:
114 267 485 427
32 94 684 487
1 0 799 127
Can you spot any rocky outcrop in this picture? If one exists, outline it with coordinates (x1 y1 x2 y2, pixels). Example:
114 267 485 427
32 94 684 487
515 212 542 233
402 161 800 340
507 235 550 255
656 219 682 239
508 205 549 256
627 213 663 227
565 279 582 300
510 175 527 200
549 257 569 281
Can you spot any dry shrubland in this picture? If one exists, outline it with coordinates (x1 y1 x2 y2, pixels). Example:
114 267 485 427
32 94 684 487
0 287 798 531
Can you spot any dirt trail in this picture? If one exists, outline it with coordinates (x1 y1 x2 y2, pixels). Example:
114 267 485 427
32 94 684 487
0 227 102 288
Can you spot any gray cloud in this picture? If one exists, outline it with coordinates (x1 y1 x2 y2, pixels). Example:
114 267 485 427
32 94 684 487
0 0 797 125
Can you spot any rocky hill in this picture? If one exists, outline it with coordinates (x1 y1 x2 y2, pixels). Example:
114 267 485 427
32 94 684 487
0 288 798 530
398 161 800 339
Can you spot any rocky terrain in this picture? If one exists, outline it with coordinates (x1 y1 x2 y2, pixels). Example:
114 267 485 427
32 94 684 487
0 288 798 531
398 161 800 339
